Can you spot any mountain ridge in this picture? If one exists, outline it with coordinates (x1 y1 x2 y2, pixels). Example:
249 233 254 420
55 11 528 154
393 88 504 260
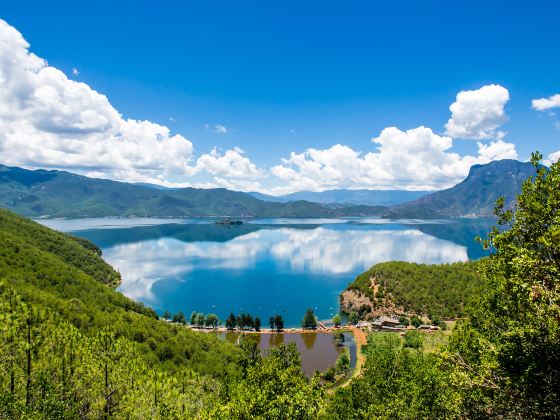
0 159 538 219
385 159 538 218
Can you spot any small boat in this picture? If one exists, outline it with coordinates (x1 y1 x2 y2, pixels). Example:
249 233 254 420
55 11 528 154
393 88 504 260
215 217 243 225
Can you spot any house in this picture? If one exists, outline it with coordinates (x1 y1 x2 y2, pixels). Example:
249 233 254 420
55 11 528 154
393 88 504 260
372 316 403 330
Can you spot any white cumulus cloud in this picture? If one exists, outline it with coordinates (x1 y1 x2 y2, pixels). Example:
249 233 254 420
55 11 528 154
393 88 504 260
270 126 518 194
0 19 198 184
0 19 265 189
544 150 560 166
195 147 265 179
445 84 510 140
532 93 560 111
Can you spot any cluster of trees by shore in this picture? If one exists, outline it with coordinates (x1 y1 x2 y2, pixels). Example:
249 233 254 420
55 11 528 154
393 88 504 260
226 312 263 331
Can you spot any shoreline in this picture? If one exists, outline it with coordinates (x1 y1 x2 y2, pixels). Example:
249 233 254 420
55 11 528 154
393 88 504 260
183 325 346 334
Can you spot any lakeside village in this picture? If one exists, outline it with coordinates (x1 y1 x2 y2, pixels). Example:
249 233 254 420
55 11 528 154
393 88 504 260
159 307 445 335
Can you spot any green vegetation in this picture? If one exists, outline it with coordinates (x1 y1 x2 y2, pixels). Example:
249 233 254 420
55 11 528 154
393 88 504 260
332 313 341 327
326 333 460 419
443 152 560 418
403 330 423 349
335 350 351 374
301 308 318 329
210 343 324 419
333 330 345 346
270 314 284 332
223 312 262 331
347 260 481 319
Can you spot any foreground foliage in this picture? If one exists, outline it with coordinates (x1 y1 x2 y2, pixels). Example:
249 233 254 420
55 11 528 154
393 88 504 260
0 285 221 418
445 153 560 418
326 333 460 419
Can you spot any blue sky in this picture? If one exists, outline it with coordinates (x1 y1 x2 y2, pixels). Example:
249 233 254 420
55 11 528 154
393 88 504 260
0 0 559 193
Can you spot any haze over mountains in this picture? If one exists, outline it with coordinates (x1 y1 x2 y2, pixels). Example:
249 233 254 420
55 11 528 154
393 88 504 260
248 190 430 206
0 159 536 219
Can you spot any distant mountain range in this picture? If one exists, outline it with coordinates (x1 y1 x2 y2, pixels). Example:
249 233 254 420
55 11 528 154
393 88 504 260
0 165 335 218
0 159 538 219
248 189 430 206
385 159 538 218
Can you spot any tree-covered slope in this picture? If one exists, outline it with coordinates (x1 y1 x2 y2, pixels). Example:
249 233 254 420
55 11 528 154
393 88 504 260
0 208 324 418
342 260 482 319
0 208 242 378
0 164 334 218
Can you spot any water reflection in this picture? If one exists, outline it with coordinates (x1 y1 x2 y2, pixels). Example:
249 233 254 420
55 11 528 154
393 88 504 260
220 332 353 377
103 226 467 305
41 218 491 326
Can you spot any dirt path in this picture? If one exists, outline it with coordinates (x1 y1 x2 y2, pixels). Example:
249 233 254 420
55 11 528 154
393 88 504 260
327 327 368 392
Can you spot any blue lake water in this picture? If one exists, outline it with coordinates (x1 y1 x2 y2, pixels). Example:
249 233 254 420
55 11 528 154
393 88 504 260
40 217 493 327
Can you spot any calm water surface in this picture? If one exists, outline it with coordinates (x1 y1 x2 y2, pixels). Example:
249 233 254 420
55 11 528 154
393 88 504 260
216 331 356 377
40 217 492 326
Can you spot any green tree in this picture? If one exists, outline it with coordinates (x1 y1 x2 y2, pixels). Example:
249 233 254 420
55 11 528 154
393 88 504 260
173 311 186 324
195 312 205 328
348 311 359 325
333 330 345 346
403 330 422 349
273 315 284 332
162 310 171 320
205 313 219 329
210 343 323 419
301 308 318 329
268 316 275 331
410 315 422 328
335 350 350 374
326 334 460 419
332 313 341 328
399 315 410 326
446 153 560 418
225 312 237 330
190 311 197 325
254 317 261 332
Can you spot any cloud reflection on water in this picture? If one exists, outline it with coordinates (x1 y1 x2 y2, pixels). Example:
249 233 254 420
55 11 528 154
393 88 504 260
105 226 468 303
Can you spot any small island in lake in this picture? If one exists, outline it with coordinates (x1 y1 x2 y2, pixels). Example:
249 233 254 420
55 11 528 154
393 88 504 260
215 217 243 225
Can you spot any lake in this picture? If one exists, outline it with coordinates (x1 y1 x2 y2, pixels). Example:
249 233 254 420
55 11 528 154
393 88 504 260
40 217 493 327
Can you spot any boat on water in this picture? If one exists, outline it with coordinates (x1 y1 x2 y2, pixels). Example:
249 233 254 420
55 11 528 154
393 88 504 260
215 217 243 225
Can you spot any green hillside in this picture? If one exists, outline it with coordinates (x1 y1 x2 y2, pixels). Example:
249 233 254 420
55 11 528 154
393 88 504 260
0 164 335 218
0 208 242 416
344 261 482 319
0 208 323 418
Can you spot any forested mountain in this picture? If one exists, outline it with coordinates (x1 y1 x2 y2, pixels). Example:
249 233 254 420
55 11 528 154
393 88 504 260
0 164 333 218
386 159 539 218
0 159 542 219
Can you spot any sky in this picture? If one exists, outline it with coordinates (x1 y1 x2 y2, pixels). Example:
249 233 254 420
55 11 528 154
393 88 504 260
0 0 559 194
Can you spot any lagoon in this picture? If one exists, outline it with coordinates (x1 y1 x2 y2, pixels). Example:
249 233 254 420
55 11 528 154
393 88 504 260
216 331 356 377
40 217 493 327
